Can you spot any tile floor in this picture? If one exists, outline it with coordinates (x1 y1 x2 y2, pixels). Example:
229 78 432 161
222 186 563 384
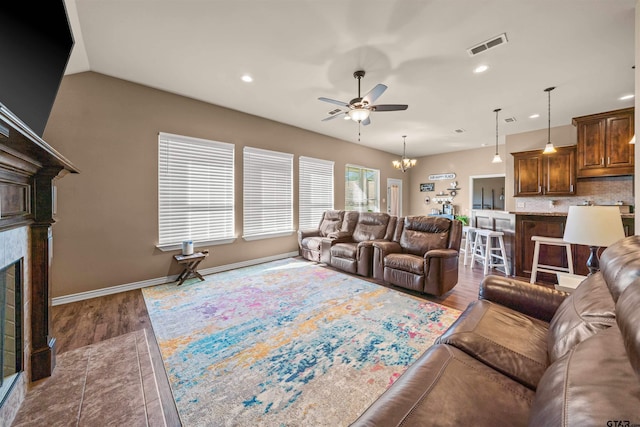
12 330 166 427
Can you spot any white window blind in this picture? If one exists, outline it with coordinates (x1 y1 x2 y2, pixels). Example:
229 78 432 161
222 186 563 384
243 147 294 240
158 132 235 248
299 156 334 230
345 165 380 212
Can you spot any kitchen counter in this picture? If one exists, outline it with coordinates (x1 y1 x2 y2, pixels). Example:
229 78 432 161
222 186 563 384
512 211 634 219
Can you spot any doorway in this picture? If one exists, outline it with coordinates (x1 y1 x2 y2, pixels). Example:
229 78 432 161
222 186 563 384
387 178 402 217
469 174 506 211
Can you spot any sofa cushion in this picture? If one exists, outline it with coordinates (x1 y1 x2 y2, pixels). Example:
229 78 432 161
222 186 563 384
384 253 424 275
331 242 357 259
318 210 344 237
399 216 450 256
547 271 616 363
600 235 640 302
529 325 640 426
436 299 549 389
352 212 390 242
351 344 534 427
616 279 640 380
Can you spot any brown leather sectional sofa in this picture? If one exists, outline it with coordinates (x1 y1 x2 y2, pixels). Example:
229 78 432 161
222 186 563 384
297 211 462 296
351 235 640 426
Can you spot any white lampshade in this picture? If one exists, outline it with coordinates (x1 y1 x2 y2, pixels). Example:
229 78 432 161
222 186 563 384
563 206 625 248
630 134 636 144
492 154 503 163
348 108 370 122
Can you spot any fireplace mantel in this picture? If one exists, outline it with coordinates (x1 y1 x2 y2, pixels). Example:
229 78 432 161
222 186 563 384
0 105 78 381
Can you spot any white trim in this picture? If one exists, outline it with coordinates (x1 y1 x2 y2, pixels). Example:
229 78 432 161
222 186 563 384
51 251 299 306
156 237 237 252
468 173 506 212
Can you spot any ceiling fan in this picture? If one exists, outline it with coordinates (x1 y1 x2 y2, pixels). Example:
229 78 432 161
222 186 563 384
318 70 408 126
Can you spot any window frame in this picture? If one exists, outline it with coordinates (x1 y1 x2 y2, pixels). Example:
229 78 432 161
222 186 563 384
345 164 380 213
298 156 334 230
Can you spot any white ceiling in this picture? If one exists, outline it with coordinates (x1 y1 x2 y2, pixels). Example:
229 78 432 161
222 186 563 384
63 0 636 157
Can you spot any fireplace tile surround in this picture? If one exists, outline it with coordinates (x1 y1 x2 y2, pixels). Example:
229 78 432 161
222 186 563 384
0 226 30 424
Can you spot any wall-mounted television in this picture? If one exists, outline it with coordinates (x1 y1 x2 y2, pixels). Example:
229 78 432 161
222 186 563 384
0 1 74 137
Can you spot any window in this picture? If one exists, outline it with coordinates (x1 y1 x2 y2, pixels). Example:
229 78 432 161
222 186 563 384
299 156 334 230
345 165 380 212
158 132 235 249
243 147 294 240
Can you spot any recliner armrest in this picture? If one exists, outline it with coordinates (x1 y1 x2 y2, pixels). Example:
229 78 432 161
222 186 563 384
372 240 402 256
327 231 354 242
479 275 568 323
424 248 458 259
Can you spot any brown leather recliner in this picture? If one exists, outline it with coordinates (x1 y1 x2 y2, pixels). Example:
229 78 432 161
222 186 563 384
373 216 462 296
328 212 396 277
297 210 344 262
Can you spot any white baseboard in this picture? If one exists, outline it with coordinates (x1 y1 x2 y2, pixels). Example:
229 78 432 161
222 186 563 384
52 251 299 306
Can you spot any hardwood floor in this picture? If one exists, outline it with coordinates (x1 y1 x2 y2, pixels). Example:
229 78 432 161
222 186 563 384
45 256 510 427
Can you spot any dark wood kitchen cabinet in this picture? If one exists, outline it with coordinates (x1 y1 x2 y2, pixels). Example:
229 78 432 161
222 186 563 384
573 107 634 177
512 145 576 197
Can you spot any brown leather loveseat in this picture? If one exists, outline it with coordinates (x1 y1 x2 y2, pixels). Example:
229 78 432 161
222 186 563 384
352 235 640 426
373 216 462 296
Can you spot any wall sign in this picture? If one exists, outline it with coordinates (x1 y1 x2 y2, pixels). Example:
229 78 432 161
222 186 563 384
420 183 435 192
428 173 456 181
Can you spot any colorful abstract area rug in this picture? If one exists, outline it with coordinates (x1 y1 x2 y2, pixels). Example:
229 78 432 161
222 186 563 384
142 257 461 426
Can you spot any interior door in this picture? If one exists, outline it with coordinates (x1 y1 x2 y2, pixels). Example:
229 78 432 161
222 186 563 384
387 178 402 217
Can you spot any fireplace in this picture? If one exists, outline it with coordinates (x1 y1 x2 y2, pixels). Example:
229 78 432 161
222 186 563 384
0 259 21 404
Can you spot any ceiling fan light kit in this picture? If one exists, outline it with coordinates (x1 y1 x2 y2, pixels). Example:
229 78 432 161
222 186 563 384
319 70 408 129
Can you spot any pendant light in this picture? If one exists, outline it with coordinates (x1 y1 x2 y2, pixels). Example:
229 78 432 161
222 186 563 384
392 135 417 172
543 86 557 154
492 108 503 163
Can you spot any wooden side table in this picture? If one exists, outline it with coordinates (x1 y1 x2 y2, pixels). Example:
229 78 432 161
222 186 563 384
173 250 209 286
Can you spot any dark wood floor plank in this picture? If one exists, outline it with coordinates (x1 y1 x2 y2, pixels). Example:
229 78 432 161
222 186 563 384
51 256 516 427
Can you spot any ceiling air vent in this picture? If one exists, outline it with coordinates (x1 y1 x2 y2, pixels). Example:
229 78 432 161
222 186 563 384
467 33 508 56
328 108 342 116
504 117 517 123
454 128 465 134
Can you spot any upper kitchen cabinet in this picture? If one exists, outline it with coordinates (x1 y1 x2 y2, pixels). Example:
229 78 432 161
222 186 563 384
512 145 576 197
572 107 634 178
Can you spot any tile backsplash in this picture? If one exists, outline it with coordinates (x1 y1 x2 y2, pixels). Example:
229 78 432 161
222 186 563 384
514 175 634 213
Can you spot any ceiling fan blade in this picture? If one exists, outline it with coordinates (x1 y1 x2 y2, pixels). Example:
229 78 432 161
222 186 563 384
362 84 387 105
321 111 346 121
361 116 371 126
371 104 409 112
318 97 349 108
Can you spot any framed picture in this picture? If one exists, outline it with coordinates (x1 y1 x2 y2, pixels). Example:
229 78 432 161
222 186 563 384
420 183 435 192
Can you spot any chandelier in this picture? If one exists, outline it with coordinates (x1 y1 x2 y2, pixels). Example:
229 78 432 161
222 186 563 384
392 135 417 172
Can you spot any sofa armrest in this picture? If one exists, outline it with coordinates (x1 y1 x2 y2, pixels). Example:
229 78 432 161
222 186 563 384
424 248 458 260
372 241 402 280
327 231 354 242
479 275 568 322
297 229 321 247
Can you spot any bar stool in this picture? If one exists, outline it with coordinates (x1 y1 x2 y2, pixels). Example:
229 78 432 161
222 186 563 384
471 229 510 276
461 225 477 266
530 236 573 283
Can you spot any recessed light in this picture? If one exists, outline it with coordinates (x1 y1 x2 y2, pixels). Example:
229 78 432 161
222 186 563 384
619 94 634 100
241 74 253 83
474 65 489 73
529 114 540 119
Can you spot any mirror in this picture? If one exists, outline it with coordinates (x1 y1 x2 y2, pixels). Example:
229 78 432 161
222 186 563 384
471 175 506 211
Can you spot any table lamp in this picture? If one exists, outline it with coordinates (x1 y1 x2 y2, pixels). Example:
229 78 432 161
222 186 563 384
563 206 625 275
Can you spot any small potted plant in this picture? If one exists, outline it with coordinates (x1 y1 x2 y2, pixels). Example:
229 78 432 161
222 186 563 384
455 215 469 226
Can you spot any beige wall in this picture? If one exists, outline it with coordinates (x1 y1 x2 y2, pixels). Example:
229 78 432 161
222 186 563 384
407 145 506 218
44 72 410 297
